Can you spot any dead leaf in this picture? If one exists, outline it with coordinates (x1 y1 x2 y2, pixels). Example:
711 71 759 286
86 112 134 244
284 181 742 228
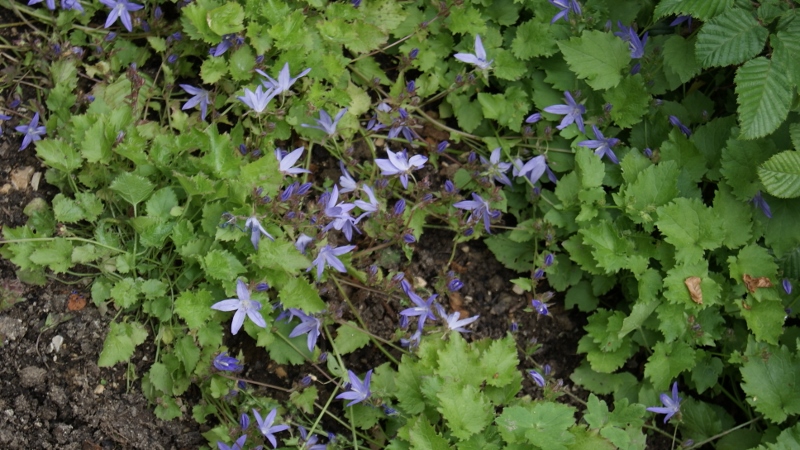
742 274 773 293
67 292 87 311
684 277 703 304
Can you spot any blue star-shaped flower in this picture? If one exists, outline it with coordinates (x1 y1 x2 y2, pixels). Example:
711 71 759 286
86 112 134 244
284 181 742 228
179 84 211 121
211 280 267 335
544 91 586 133
288 308 322 351
15 112 46 151
454 34 493 70
99 0 143 32
301 108 348 136
646 382 682 423
335 369 373 406
253 408 290 448
578 125 620 164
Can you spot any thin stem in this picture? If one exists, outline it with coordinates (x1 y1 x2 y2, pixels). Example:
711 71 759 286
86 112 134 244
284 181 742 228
0 236 124 253
685 417 761 449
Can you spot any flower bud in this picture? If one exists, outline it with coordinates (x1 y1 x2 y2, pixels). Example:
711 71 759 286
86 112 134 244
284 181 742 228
444 180 455 193
166 54 178 64
544 253 554 267
255 282 270 291
403 234 416 243
393 199 406 215
409 48 419 59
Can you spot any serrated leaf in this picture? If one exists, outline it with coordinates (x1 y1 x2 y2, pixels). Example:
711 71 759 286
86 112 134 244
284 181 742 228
207 2 244 35
110 172 155 206
407 416 452 450
290 386 318 414
253 239 310 273
202 249 246 281
655 198 725 264
435 333 482 387
332 322 371 355
721 137 780 200
98 321 148 367
200 57 228 84
557 30 631 90
278 277 326 312
147 362 173 394
228 45 255 81
739 298 786 345
662 35 701 84
740 343 800 422
692 354 723 394
497 403 576 449
644 340 697 390
620 161 679 224
479 335 519 387
754 422 800 449
29 239 73 274
712 184 753 248
735 57 792 139
175 289 214 329
758 151 800 198
110 277 140 309
438 384 493 441
511 19 556 59
145 187 178 220
580 222 649 275
36 139 82 173
695 9 768 68
654 0 733 20
485 233 536 272
772 21 800 85
603 75 650 128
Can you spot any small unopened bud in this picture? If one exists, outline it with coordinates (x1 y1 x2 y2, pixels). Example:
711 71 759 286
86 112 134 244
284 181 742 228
105 32 117 41
393 199 406 215
533 268 545 280
447 279 463 292
444 180 455 193
154 6 163 19
238 144 247 155
409 48 419 59
166 54 178 64
784 279 793 295
544 253 554 267
300 375 312 387
406 80 415 93
318 352 328 362
399 314 409 330
464 227 474 237
644 148 653 158
255 282 269 291
403 234 416 243
240 413 250 430
437 140 449 153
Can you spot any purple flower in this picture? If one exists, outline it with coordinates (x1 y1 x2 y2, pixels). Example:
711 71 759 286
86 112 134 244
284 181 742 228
437 140 449 153
240 412 250 430
28 0 56 10
393 198 406 215
409 48 419 59
253 408 290 448
99 0 143 32
529 369 546 387
211 280 267 335
354 184 379 219
335 370 372 406
783 279 792 295
454 34 493 70
480 148 513 186
61 0 84 12
526 112 542 123
256 62 311 98
288 309 322 352
532 299 549 316
454 193 496 234
310 245 355 280
668 115 691 137
244 216 275 250
646 382 682 423
295 234 313 254
579 125 620 164
548 0 581 23
217 435 247 450
442 310 479 334
277 147 311 176
213 352 243 372
210 34 236 57
15 112 46 151
179 85 210 121
238 86 273 113
627 28 648 59
670 15 693 28
298 426 328 450
752 191 772 219
447 278 464 292
301 108 347 136
387 109 421 143
375 148 427 189
544 253 554 266
400 289 439 331
513 156 547 183
544 91 586 133
401 329 422 348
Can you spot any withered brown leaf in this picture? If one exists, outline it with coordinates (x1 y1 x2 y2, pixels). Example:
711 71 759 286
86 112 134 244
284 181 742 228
684 276 703 304
742 274 773 293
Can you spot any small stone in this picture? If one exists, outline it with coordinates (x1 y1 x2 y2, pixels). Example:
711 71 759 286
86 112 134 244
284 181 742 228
10 166 35 190
512 284 525 295
19 366 47 388
48 335 64 353
94 384 105 395
413 276 427 289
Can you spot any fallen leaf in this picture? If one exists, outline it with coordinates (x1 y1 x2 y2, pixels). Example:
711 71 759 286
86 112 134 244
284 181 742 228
742 274 773 293
67 292 87 311
684 277 703 304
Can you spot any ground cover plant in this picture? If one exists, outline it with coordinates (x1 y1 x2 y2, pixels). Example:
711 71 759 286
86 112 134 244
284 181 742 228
2 0 800 448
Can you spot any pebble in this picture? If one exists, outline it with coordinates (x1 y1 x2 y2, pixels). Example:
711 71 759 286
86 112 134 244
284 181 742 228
0 316 26 341
19 366 47 388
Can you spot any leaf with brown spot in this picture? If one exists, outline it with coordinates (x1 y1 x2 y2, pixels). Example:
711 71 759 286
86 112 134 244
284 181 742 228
742 274 773 293
684 276 703 304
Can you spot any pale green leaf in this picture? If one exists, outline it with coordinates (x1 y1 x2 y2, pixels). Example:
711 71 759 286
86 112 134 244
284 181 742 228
110 172 155 206
695 9 768 68
740 343 800 422
557 30 631 90
735 57 792 139
332 322 371 355
644 341 698 390
202 249 246 281
36 139 83 173
98 321 148 367
654 0 733 20
437 384 493 440
603 75 650 128
655 198 725 264
758 151 800 198
207 2 244 35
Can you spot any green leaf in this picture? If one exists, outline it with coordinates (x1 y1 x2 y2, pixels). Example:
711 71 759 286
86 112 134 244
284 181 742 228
758 151 800 198
603 75 650 128
580 222 649 275
557 30 631 90
644 340 697 390
479 335 520 388
200 57 228 84
332 322 371 355
728 244 778 288
110 172 155 206
654 0 733 20
147 362 173 394
772 21 800 86
265 319 313 365
655 198 725 264
618 161 679 225
740 342 800 422
692 353 724 394
36 139 82 173
663 260 722 307
145 187 178 220
98 321 148 367
438 383 493 440
175 289 214 329
739 298 786 345
202 249 246 282
662 35 701 84
253 239 310 273
406 416 452 450
721 137 780 200
110 278 140 309
228 45 255 81
29 239 73 274
435 333 482 387
497 403 576 449
511 19 557 60
207 2 244 35
713 184 753 248
735 57 792 139
754 422 800 449
278 277 326 313
447 7 486 35
485 233 535 272
695 9 768 68
290 386 318 414
175 335 201 374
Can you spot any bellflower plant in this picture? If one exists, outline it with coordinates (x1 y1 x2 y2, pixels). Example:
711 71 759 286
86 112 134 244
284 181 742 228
549 0 581 23
253 408 290 448
454 34 493 70
217 435 247 450
15 112 47 151
213 352 243 372
301 108 348 136
277 147 311 176
288 308 322 351
99 0 143 32
668 115 692 137
480 148 512 186
179 85 211 121
751 191 772 219
310 245 355 280
244 216 275 250
257 62 311 98
211 280 267 335
442 311 479 334
400 289 439 331
375 148 427 189
544 91 586 133
513 156 547 184
338 162 358 193
238 86 273 113
454 193 496 234
646 382 682 423
336 370 372 406
28 0 56 10
578 125 620 164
